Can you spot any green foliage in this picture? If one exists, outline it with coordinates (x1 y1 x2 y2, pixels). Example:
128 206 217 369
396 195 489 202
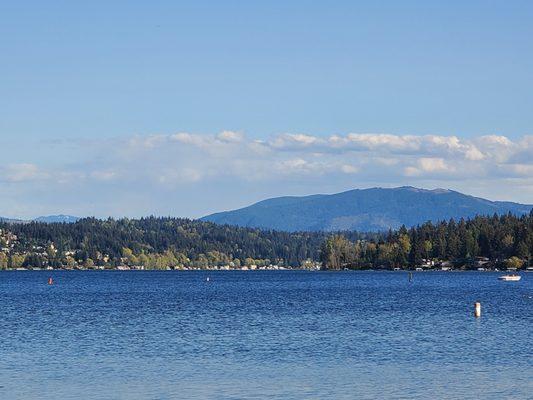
9 254 25 268
505 256 524 270
0 252 8 269
320 235 354 270
320 213 533 270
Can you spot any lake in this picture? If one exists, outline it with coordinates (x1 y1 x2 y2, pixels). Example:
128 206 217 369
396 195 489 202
0 271 531 399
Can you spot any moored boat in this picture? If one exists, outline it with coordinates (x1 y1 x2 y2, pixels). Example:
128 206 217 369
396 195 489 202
498 275 521 281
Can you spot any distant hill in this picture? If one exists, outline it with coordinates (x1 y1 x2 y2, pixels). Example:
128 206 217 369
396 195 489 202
0 217 22 223
34 215 80 223
201 186 533 232
0 215 79 224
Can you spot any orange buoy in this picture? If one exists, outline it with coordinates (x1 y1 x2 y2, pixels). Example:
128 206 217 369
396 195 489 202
48 277 53 285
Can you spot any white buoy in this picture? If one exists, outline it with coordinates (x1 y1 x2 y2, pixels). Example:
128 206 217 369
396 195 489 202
206 277 210 282
474 302 481 318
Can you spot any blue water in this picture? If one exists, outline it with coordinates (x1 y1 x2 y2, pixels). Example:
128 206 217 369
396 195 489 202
0 271 531 400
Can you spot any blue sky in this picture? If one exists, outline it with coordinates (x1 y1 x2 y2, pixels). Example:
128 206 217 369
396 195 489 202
1 1 533 218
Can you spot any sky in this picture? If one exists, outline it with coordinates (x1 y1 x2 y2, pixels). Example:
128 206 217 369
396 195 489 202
1 0 533 219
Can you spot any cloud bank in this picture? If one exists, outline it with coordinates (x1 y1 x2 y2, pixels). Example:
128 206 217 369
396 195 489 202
1 131 532 218
104 131 533 184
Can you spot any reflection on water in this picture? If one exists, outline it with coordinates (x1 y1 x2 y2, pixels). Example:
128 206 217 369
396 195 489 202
0 271 531 399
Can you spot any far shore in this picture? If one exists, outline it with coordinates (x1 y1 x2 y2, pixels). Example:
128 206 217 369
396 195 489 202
3 267 531 272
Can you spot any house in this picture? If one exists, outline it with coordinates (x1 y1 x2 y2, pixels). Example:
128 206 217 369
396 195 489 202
421 259 435 267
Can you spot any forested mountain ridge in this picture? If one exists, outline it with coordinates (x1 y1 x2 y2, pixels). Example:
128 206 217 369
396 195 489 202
202 187 532 232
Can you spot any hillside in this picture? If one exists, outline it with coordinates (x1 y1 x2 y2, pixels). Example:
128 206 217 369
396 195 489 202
202 187 533 232
0 215 79 224
34 215 80 223
0 217 342 268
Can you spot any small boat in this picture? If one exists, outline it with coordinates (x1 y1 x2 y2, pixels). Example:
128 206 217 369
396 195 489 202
498 275 521 282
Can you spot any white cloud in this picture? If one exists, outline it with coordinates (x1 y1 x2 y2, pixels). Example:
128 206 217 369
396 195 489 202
344 133 420 151
170 132 206 147
276 158 319 174
268 133 323 150
157 168 203 184
404 158 455 177
464 147 485 161
341 164 359 174
419 157 454 173
129 134 167 148
0 163 49 182
503 163 533 177
217 130 244 143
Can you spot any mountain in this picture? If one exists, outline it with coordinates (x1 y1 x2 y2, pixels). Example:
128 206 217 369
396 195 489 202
1 215 80 224
33 215 80 223
201 186 533 232
0 217 23 223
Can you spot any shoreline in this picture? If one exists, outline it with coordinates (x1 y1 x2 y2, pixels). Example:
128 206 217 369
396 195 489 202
2 268 529 273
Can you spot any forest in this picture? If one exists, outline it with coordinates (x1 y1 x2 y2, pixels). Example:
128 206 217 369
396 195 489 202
0 217 368 269
0 212 531 270
320 212 533 270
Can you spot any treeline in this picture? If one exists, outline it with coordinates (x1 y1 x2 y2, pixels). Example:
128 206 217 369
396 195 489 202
320 212 533 270
1 213 532 270
0 217 369 268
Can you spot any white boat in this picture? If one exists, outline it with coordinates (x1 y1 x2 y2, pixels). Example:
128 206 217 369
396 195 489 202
498 275 521 281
